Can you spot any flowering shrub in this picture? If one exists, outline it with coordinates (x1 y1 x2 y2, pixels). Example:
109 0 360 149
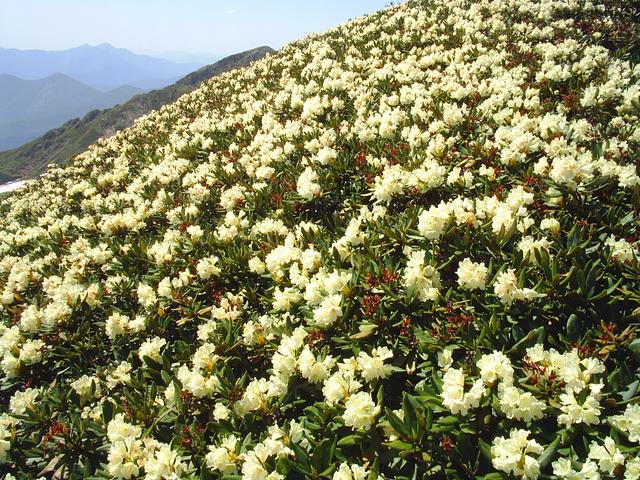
0 0 640 478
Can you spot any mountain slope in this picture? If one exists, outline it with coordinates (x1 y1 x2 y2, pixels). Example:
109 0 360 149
0 43 201 90
0 46 273 180
0 1 639 479
0 73 143 150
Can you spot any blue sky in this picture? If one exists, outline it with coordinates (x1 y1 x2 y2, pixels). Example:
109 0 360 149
0 1 397 57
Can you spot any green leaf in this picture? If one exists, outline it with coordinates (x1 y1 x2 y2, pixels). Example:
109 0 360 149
438 415 460 426
161 370 172 385
312 438 333 473
456 432 475 462
277 456 311 477
431 368 443 392
142 355 162 371
538 435 561 468
606 277 623 295
368 458 380 480
86 378 97 399
377 384 384 405
508 327 545 354
424 406 433 431
350 323 378 339
577 268 587 295
479 438 493 462
385 407 411 438
102 400 113 423
319 465 337 478
383 440 414 451
403 393 419 440
566 314 580 341
621 380 639 401
337 434 362 447
292 442 312 472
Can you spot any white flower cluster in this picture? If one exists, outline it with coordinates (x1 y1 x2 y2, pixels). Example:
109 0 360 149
0 421 10 464
373 160 446 203
0 324 45 377
0 388 40 462
403 249 441 302
439 345 640 479
413 186 538 246
105 312 146 339
610 404 640 443
177 342 221 398
441 346 607 428
526 345 606 427
0 258 38 309
333 463 369 480
456 258 488 291
297 167 321 200
138 337 167 363
553 436 639 480
0 413 17 464
493 268 545 305
491 429 544 480
605 235 638 264
8 387 40 415
441 367 486 416
106 414 187 479
70 374 101 397
106 361 132 388
206 421 308 480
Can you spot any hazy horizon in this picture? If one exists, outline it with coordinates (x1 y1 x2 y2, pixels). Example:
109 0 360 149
0 43 222 65
0 1 397 57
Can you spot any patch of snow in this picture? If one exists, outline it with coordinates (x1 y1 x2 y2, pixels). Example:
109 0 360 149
0 180 27 194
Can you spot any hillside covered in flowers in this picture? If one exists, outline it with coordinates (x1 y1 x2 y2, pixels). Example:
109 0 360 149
1 0 640 478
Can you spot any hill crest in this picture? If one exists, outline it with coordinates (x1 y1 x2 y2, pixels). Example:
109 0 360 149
0 46 274 180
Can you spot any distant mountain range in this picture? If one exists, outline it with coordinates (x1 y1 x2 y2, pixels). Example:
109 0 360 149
0 46 274 181
142 50 223 65
0 73 144 150
0 43 204 91
0 43 221 159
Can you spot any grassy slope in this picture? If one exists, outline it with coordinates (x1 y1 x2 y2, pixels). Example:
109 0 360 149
0 74 143 151
0 46 274 180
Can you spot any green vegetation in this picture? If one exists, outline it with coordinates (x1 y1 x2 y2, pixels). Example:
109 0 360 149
0 1 639 479
0 74 143 151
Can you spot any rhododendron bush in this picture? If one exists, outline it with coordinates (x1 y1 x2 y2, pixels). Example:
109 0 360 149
1 0 640 478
